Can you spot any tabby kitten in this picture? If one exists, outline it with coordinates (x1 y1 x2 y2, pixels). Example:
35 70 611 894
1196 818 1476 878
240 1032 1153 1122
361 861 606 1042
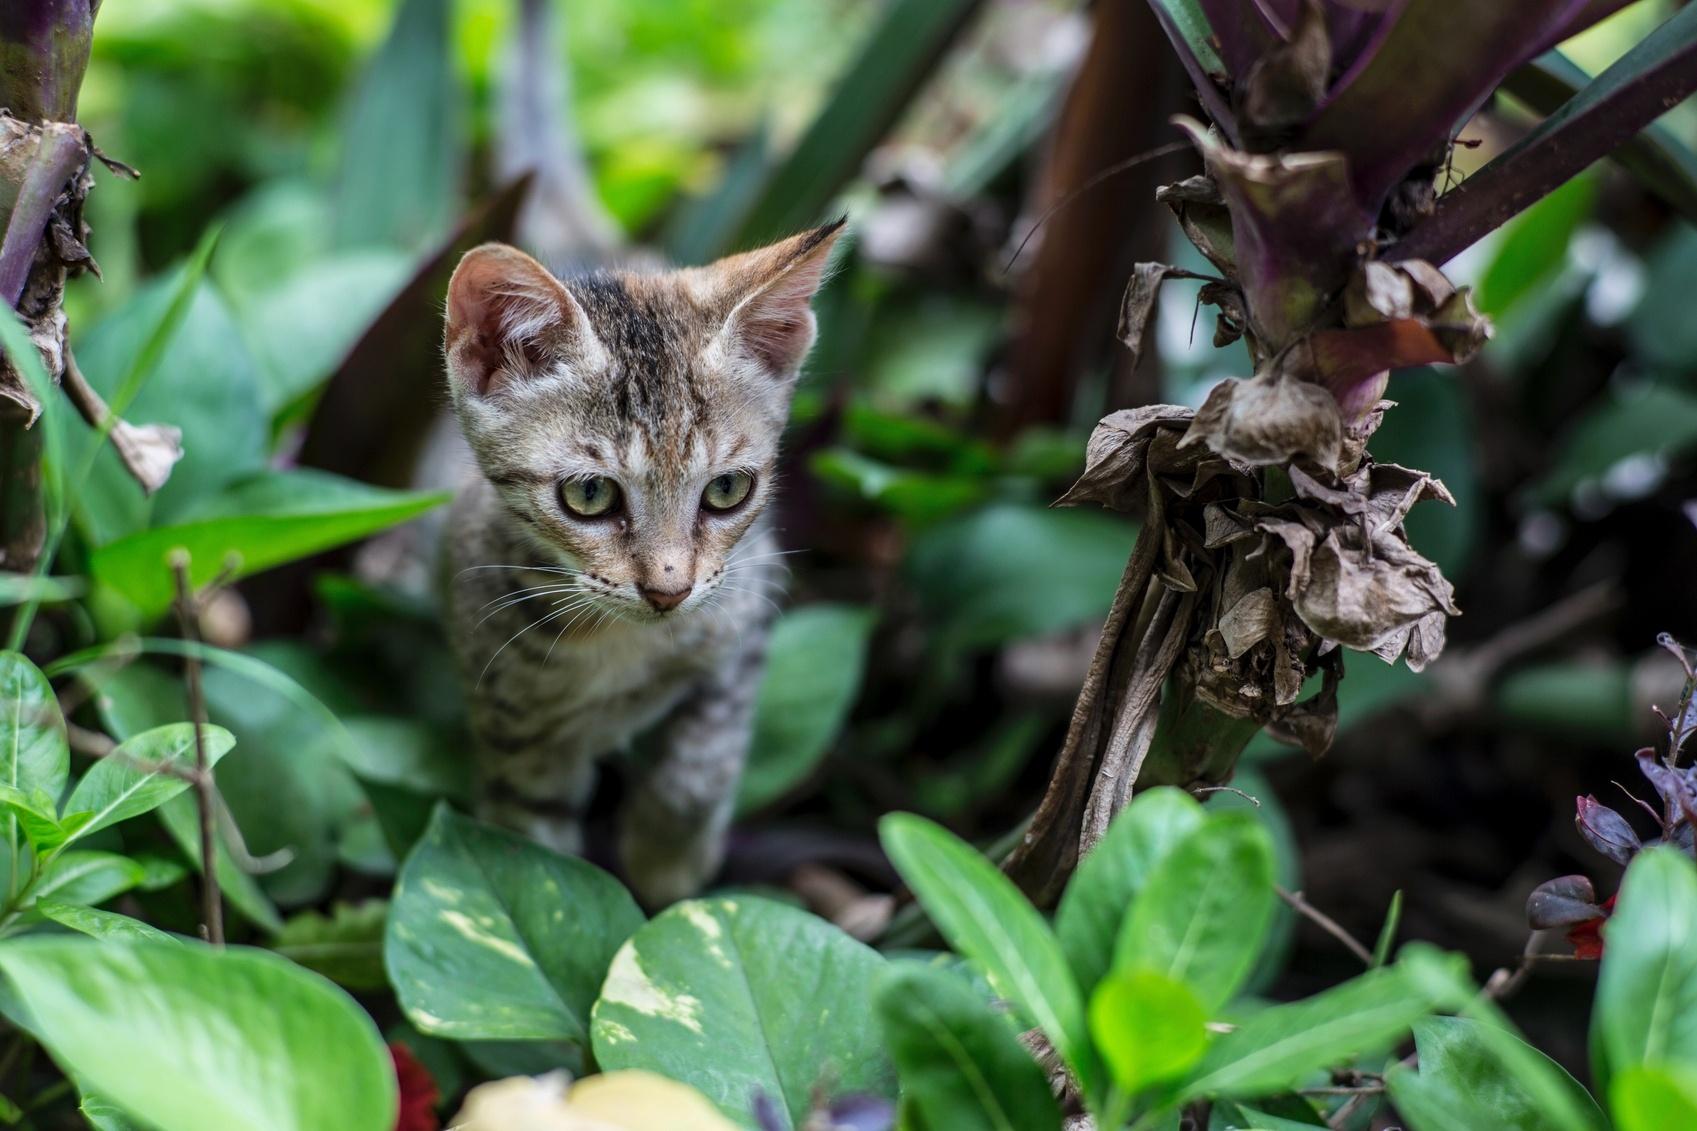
439 221 843 905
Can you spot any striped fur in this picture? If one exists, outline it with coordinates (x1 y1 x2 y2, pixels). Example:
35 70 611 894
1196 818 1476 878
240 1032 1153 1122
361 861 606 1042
438 223 842 904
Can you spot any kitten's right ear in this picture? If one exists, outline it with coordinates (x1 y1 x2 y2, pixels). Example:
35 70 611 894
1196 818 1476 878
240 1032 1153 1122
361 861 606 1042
444 243 599 397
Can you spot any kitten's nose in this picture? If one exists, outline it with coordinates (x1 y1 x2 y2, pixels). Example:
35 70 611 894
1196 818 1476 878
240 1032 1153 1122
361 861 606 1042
638 582 692 612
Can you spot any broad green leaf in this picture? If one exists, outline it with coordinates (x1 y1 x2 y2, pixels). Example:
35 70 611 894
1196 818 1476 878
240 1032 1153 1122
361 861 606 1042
63 723 236 842
273 900 388 991
201 644 365 905
906 504 1138 650
1113 812 1274 1010
592 895 895 1129
1612 1065 1697 1131
35 901 178 945
0 651 68 812
876 962 1063 1131
1535 384 1697 505
89 469 448 618
1090 970 1208 1096
1594 848 1697 1090
33 851 147 909
879 813 1093 1092
0 938 394 1131
1219 1101 1327 1130
333 0 461 250
1385 1017 1605 1131
739 605 875 812
1477 174 1596 319
80 1090 138 1131
230 250 413 412
157 794 284 935
70 272 267 542
1056 787 1206 997
1178 963 1454 1102
0 784 75 854
387 806 642 1051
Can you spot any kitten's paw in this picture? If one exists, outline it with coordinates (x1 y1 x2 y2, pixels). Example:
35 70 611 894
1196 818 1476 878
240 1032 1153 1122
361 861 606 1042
620 825 723 908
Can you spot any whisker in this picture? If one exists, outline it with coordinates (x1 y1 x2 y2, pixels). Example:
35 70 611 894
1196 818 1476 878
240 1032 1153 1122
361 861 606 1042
456 563 581 579
478 601 581 686
474 585 581 629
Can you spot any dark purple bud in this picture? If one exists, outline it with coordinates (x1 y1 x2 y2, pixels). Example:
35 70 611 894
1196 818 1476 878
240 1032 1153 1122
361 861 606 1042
1528 874 1603 929
823 1095 897 1131
1638 747 1697 829
752 1092 787 1131
1576 795 1641 865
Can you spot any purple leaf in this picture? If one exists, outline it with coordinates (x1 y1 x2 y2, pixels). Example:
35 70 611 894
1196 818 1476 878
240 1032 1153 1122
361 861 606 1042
1175 117 1371 348
1198 0 1280 75
1527 874 1602 929
1525 0 1640 60
1301 0 1590 215
752 1092 787 1131
1325 1 1405 72
1398 4 1697 264
1639 746 1697 832
1576 795 1641 865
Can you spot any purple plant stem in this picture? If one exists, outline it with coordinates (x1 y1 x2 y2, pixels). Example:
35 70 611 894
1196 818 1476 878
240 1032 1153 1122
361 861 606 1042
0 0 95 122
1525 0 1641 60
1301 0 1591 214
0 124 85 306
1397 4 1697 264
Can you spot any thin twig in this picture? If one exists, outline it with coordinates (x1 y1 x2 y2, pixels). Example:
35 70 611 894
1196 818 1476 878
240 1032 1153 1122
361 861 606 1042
170 550 222 947
1276 884 1374 967
1002 141 1193 274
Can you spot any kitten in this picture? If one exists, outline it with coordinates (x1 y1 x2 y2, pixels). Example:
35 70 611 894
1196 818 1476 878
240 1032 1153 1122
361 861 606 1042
439 221 843 905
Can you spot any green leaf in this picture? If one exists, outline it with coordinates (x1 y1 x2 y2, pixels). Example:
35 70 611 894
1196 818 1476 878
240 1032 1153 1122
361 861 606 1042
1612 1064 1697 1131
273 901 387 990
1628 226 1697 371
0 938 394 1131
1593 847 1697 1090
79 1090 137 1131
879 813 1093 1092
230 250 413 413
876 962 1063 1131
1371 890 1403 968
333 0 461 250
35 901 178 945
1089 970 1208 1096
0 651 68 812
906 504 1138 650
1056 787 1206 998
70 271 267 541
1385 1017 1606 1131
0 785 75 855
1149 0 1223 72
738 605 875 812
1113 812 1274 1011
1477 174 1596 319
1178 963 1452 1102
592 895 895 1129
88 469 448 618
386 806 642 1051
63 723 236 843
719 0 981 250
1535 383 1697 505
33 851 147 909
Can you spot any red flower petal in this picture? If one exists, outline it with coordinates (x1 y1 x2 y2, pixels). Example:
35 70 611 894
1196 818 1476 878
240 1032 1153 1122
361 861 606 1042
389 1042 440 1131
1566 894 1618 961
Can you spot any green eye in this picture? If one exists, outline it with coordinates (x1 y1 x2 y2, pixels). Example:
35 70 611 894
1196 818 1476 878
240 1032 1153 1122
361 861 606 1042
703 471 754 512
560 476 620 518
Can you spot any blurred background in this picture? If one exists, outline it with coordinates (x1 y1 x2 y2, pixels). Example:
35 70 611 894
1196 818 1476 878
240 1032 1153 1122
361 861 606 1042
56 0 1697 1079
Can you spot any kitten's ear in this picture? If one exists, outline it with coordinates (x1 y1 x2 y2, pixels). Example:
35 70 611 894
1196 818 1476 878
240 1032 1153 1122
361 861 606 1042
710 219 846 376
444 243 598 397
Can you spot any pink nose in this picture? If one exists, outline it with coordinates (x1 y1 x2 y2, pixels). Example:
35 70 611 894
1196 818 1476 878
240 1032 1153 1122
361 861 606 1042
639 583 692 612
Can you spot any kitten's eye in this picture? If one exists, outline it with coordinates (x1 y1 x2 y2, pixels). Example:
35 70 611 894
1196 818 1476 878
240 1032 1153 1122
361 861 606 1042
559 476 621 518
702 471 754 512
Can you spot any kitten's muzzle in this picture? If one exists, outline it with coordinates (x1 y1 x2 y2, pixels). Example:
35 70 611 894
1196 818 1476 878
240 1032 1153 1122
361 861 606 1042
638 582 693 612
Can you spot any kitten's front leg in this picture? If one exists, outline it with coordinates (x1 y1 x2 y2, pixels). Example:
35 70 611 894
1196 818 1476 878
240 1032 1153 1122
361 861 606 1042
618 633 767 906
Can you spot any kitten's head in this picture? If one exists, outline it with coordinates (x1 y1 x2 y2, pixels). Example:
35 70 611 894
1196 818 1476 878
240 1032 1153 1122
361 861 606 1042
443 221 843 622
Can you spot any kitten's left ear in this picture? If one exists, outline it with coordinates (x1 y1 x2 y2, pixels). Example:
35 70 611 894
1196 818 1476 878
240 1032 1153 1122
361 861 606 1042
710 218 846 376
